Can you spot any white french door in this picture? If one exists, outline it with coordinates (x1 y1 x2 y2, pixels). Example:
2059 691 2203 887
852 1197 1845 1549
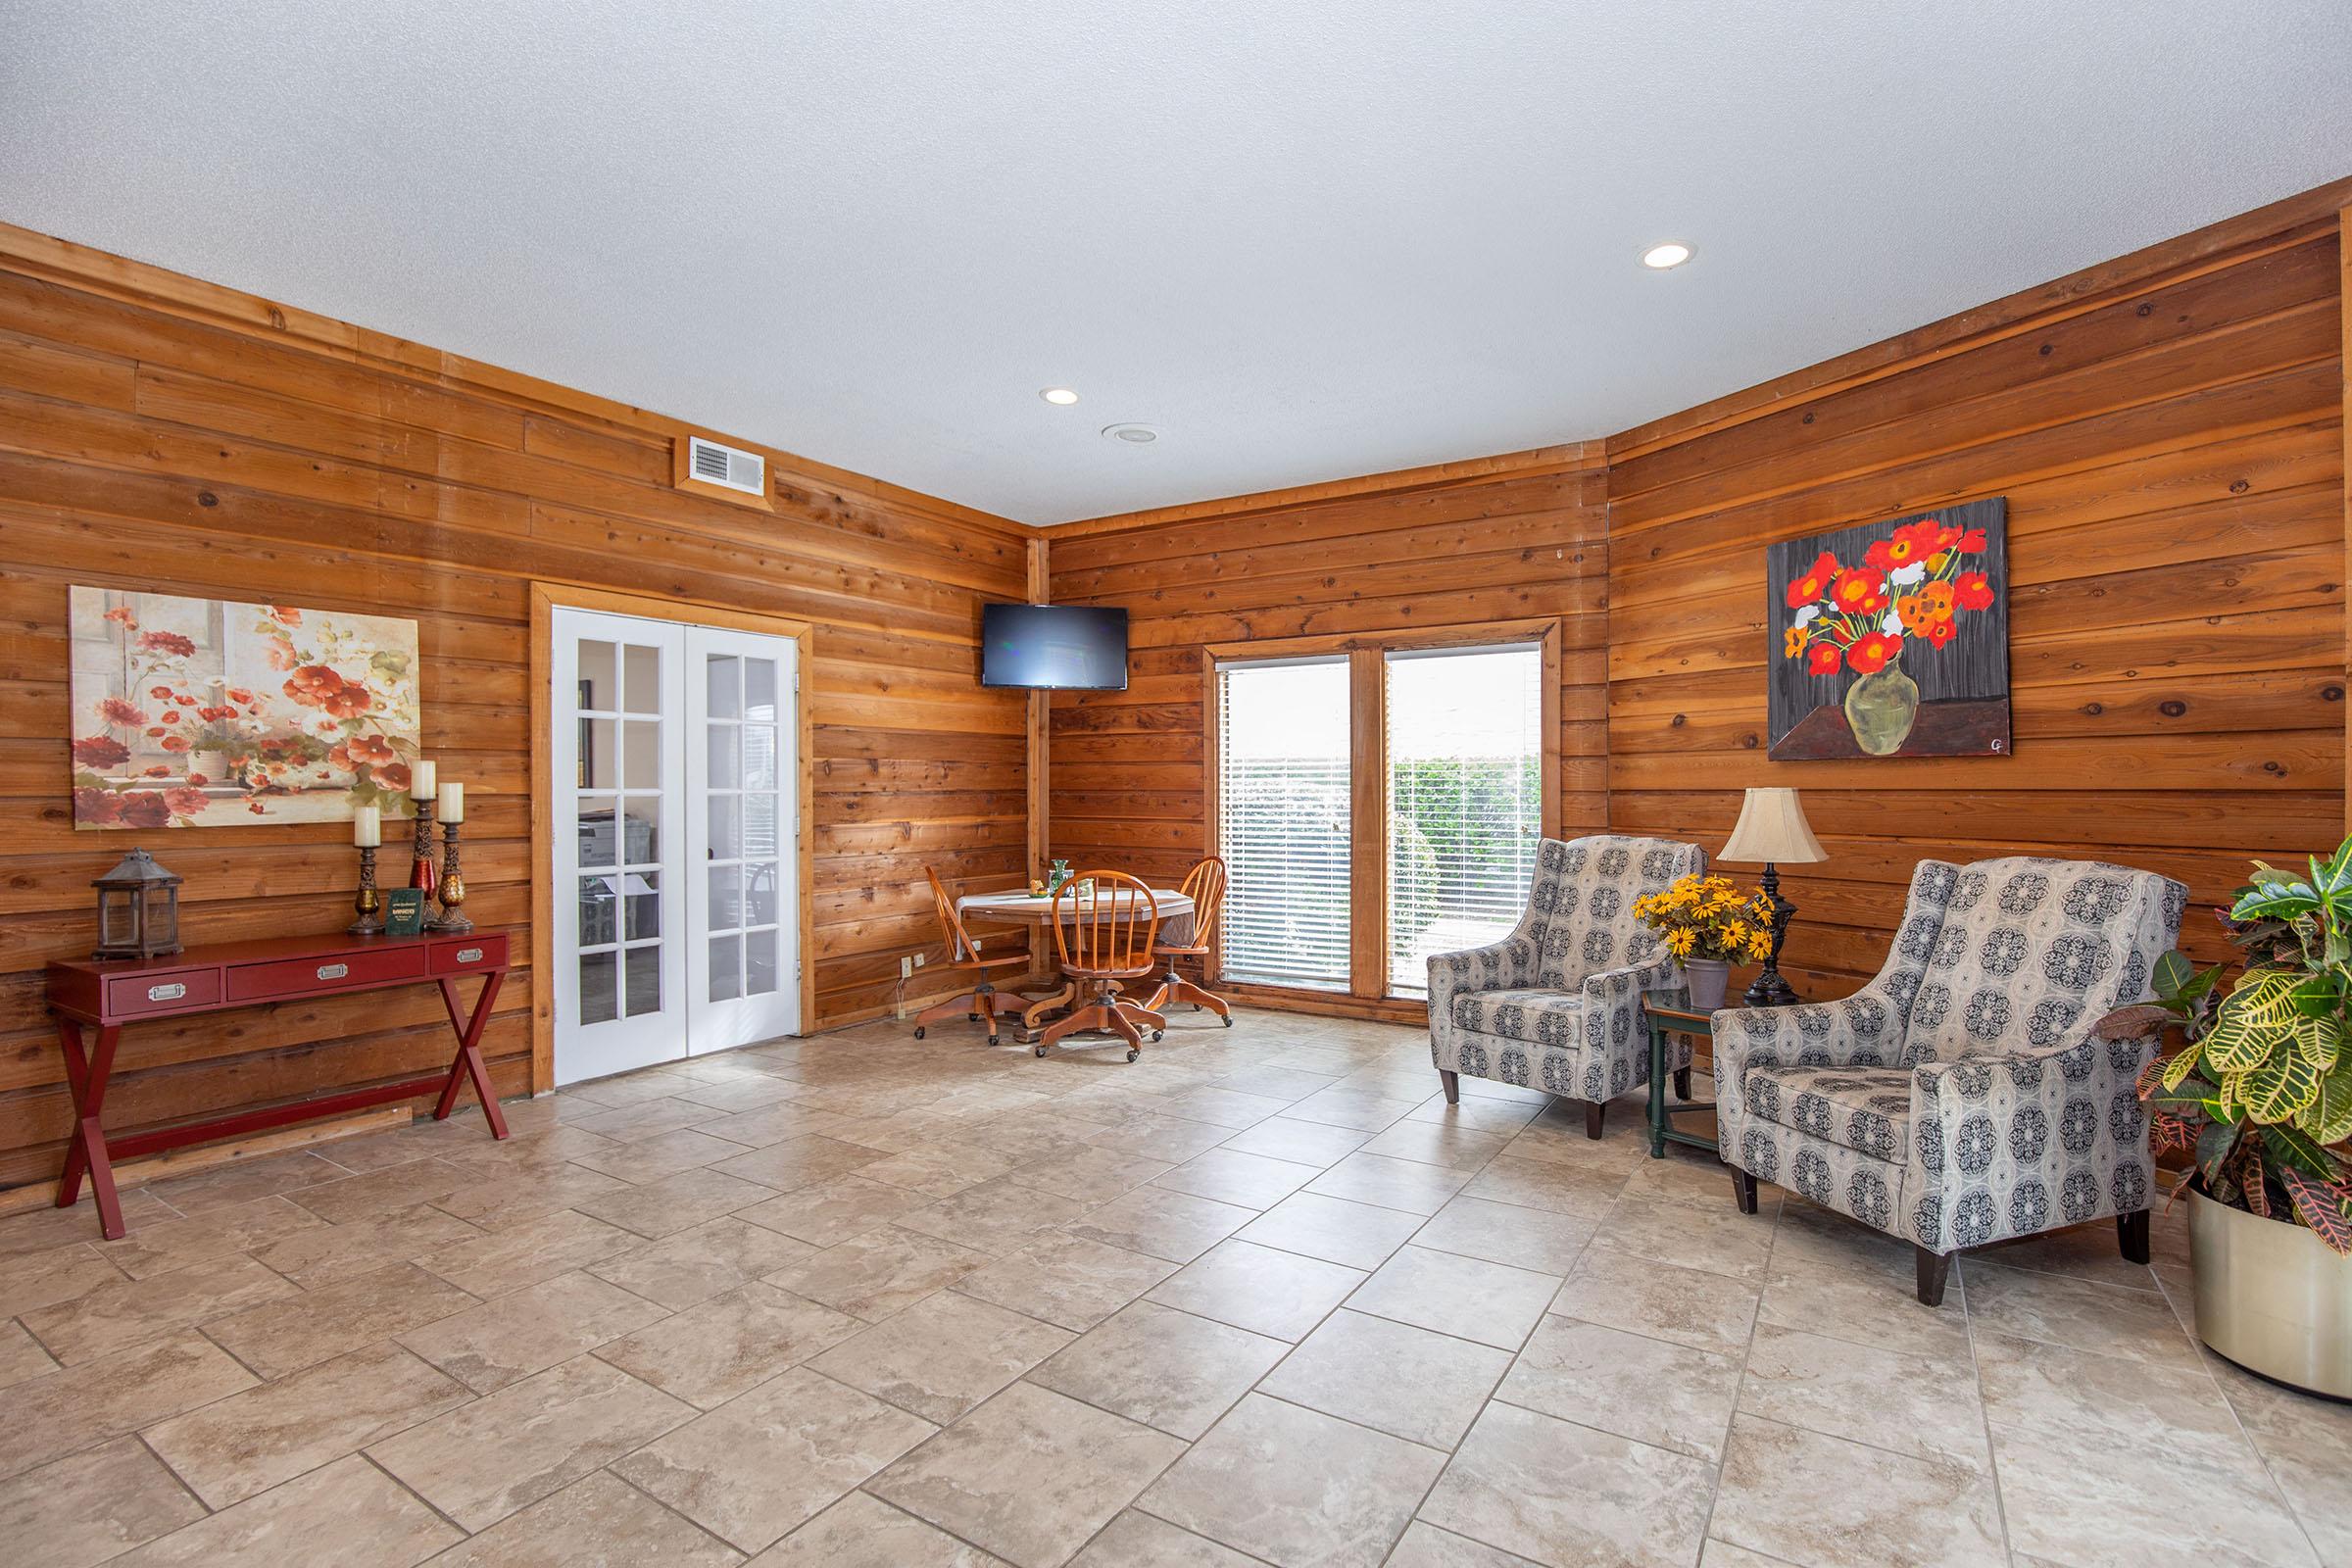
552 608 799 1084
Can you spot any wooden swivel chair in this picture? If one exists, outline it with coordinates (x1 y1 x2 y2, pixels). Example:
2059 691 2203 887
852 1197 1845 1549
1141 856 1232 1027
912 867 1040 1048
1037 871 1161 1061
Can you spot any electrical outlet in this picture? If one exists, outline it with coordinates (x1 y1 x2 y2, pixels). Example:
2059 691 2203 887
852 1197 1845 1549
913 953 925 967
899 956 912 980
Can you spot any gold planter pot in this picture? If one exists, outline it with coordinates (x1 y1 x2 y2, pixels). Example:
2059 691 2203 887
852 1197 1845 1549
2187 1186 2352 1398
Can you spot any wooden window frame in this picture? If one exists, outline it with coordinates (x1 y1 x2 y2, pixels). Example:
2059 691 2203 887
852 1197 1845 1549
1201 616 1563 1021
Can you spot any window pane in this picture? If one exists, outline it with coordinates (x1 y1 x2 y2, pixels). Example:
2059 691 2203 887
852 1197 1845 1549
579 951 617 1025
576 796 617 868
709 933 741 1002
623 945 662 1016
746 928 778 997
578 641 616 711
625 871 662 941
1217 659 1350 991
623 643 662 714
1386 645 1544 997
577 875 615 948
621 719 660 789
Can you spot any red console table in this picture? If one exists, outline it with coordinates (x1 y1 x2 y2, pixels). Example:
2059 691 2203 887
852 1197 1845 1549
45 929 513 1239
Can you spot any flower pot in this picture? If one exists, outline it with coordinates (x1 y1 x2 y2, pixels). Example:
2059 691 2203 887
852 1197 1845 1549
1843 653 1920 756
1678 958 1730 1011
2187 1185 2352 1398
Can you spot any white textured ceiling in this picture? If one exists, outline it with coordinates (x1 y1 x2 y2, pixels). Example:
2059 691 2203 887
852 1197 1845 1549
3 3 2350 525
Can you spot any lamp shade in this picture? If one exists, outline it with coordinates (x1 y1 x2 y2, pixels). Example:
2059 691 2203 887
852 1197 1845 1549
1718 787 1828 865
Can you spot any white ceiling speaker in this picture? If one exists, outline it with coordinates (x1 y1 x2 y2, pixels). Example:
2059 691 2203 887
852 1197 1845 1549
684 435 765 495
1102 423 1159 444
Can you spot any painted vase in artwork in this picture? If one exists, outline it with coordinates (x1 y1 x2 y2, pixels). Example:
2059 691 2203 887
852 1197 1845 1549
1841 652 1921 756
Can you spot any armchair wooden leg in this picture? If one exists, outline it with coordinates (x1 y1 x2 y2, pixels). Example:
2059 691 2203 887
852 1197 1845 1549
1914 1246 1952 1307
1438 1069 1458 1104
2117 1208 2150 1266
1584 1100 1605 1141
1730 1167 1758 1215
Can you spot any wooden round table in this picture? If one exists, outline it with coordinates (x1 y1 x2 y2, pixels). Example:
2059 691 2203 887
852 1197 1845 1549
957 888 1196 1040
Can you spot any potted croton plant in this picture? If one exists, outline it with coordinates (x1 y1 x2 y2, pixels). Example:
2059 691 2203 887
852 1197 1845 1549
2096 839 2352 1398
1631 872 1773 1011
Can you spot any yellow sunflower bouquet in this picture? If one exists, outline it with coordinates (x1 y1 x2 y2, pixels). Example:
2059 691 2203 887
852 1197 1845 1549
1631 873 1775 965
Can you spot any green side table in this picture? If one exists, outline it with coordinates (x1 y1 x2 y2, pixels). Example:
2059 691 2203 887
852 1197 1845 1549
1641 991 1721 1160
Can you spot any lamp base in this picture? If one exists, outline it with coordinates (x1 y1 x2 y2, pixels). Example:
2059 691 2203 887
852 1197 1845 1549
1742 968 1800 1008
1744 859 1801 1008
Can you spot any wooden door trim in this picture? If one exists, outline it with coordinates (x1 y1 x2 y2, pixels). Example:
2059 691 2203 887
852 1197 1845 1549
527 581 817 1092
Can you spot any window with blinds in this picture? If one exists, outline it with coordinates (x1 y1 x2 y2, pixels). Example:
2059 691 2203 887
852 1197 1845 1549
1386 644 1544 996
1216 657 1351 991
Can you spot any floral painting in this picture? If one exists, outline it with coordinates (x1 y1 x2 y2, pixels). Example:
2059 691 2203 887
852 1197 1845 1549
1766 498 2009 760
70 587 420 828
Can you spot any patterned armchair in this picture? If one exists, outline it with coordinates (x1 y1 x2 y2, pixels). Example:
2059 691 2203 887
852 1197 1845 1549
1428 834 1707 1139
1713 856 2187 1304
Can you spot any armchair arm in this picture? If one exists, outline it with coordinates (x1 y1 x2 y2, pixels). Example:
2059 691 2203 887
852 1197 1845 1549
1568 952 1688 1102
1904 1025 2160 1253
1712 991 1905 1154
1427 934 1539 1024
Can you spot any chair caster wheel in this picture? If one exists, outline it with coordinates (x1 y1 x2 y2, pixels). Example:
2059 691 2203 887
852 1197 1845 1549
1193 1004 1202 1012
1152 1031 1163 1042
1034 1045 1049 1057
968 1011 981 1022
1126 1048 1141 1062
913 1027 925 1039
1221 1016 1234 1027
987 1035 1000 1048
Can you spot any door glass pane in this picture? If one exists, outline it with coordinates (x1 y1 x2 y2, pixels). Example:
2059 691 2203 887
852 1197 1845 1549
1386 645 1544 997
576 795 617 867
746 864 779 925
623 644 662 714
619 721 657 790
625 871 662 940
621 796 660 864
745 658 777 720
709 864 742 930
578 641 616 711
582 719 615 792
623 946 662 1016
707 723 741 790
743 725 777 791
579 951 617 1024
707 655 741 720
747 928 778 997
1217 659 1351 990
578 875 616 947
742 793 777 858
710 934 742 1001
709 795 741 861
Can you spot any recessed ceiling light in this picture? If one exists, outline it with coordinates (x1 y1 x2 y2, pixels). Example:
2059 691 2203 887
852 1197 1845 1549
1642 242 1693 270
1039 387 1080 406
1102 423 1159 444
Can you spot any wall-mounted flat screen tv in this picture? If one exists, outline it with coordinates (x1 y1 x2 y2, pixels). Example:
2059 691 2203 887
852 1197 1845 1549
980 604 1129 691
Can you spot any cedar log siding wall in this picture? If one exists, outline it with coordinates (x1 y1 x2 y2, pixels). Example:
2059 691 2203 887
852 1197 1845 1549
1604 206 2345 1001
1043 453 1612 1007
0 226 1029 1191
1048 183 2352 1019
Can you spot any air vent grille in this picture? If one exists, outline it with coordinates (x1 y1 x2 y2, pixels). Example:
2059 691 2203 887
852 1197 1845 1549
684 436 765 496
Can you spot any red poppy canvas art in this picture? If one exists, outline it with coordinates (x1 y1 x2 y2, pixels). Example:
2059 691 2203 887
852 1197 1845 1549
69 587 421 828
1766 499 2009 760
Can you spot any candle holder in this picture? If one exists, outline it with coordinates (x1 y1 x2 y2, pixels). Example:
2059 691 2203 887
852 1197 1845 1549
427 818 472 935
409 797 438 897
347 845 384 936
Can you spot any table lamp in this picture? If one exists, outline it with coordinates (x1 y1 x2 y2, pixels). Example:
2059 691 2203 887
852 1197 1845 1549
1717 786 1828 1007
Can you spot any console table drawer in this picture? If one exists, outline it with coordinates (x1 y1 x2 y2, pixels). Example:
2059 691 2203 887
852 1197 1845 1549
430 934 508 974
225 946 427 1000
106 970 220 1017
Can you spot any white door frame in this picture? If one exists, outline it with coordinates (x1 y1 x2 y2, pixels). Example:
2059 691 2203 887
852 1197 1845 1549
684 622 802 1054
530 584 815 1093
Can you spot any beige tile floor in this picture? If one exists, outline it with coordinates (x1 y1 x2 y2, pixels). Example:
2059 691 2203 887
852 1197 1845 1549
3 1006 2345 1567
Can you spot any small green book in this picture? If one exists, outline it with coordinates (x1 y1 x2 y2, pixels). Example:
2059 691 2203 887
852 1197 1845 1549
384 888 428 938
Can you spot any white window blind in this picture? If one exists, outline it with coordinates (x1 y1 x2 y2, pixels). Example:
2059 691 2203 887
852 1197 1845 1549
1386 644 1543 996
1217 657 1351 991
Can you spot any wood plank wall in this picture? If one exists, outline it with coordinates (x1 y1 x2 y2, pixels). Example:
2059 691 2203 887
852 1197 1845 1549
1043 452 1612 900
1050 180 2352 1012
1605 202 2346 998
0 225 1029 1191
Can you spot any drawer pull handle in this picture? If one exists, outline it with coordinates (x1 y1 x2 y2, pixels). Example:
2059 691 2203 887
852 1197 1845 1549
146 982 186 1003
455 948 483 964
316 963 349 981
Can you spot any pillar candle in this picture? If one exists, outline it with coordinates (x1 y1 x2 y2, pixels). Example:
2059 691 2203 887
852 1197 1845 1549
352 805 380 848
438 781 465 823
410 760 437 800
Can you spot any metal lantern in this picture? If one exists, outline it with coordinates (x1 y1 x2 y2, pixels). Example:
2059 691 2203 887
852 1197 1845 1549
92 847 182 961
